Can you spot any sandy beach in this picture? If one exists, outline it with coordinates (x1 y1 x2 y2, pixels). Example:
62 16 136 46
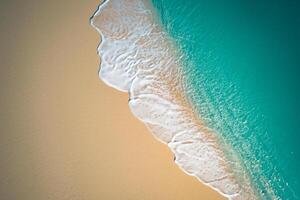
0 0 225 199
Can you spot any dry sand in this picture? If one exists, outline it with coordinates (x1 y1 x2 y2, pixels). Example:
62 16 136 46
0 0 225 199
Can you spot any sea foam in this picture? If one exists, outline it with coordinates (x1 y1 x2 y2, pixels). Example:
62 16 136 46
91 0 257 199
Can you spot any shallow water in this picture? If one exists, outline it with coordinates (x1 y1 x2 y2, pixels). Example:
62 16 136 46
91 0 300 199
151 0 300 199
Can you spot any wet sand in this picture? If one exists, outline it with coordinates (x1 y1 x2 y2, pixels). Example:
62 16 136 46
0 0 225 199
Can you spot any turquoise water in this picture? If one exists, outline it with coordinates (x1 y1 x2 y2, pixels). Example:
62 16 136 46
151 0 300 199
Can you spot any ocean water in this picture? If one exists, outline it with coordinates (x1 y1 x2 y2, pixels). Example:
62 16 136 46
91 0 300 199
151 0 300 199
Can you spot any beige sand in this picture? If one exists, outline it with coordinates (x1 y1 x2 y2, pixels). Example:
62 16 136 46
0 0 225 199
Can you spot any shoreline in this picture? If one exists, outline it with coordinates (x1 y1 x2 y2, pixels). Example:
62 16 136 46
90 0 257 199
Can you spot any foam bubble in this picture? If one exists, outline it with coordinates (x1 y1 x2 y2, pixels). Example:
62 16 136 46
91 0 258 199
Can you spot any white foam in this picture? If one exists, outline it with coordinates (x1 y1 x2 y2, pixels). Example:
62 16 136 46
91 0 258 199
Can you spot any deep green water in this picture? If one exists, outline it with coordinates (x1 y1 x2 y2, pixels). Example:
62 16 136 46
151 0 300 199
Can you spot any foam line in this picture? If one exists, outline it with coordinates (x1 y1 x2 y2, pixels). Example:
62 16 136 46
90 0 258 199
